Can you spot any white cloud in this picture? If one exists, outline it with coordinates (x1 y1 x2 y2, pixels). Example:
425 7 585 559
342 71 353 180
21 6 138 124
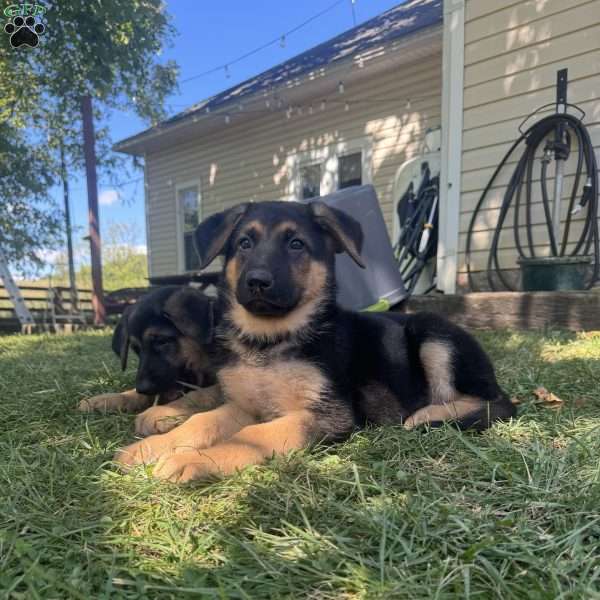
99 189 119 206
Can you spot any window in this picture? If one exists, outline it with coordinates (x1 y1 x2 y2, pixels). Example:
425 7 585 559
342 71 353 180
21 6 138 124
300 163 321 199
288 138 371 200
177 184 201 271
338 152 362 189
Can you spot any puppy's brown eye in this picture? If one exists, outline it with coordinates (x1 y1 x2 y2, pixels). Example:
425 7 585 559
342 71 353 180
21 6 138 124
289 238 304 250
239 237 252 250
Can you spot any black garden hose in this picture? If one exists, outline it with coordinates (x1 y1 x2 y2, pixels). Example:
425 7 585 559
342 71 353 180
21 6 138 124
465 111 599 291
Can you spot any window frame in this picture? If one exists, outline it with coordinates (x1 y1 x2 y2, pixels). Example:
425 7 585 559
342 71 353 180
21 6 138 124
175 179 202 273
287 136 373 201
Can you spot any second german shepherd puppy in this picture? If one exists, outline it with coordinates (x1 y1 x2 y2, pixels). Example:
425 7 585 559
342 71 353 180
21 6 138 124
115 201 514 481
80 286 221 436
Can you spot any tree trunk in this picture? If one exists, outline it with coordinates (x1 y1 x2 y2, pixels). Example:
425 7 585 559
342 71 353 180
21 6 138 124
60 142 78 313
80 94 105 325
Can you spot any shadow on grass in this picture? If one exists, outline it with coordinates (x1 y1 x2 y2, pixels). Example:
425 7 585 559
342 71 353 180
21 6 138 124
2 330 600 598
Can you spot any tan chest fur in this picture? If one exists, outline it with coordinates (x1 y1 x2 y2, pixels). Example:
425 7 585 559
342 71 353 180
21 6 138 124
218 358 327 421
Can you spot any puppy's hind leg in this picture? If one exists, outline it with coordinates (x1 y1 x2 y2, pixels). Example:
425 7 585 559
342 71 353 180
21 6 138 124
403 323 515 431
404 394 515 431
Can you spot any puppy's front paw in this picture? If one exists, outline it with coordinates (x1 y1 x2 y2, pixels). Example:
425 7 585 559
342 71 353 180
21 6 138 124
153 451 214 483
135 405 191 437
113 434 174 468
79 393 132 413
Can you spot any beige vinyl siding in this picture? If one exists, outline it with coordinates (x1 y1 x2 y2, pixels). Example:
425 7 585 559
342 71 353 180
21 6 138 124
145 52 442 277
458 0 600 283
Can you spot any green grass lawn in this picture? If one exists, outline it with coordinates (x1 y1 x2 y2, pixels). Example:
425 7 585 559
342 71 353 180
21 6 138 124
1 329 600 599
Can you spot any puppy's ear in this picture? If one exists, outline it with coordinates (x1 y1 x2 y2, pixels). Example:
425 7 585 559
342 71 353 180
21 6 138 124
163 288 214 345
112 305 133 371
194 203 249 269
309 202 366 268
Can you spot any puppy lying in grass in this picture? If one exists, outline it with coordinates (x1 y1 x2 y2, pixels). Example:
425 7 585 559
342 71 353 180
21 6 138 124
114 201 514 482
79 286 221 436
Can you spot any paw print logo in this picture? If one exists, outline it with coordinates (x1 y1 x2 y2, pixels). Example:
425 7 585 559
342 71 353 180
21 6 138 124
4 15 45 48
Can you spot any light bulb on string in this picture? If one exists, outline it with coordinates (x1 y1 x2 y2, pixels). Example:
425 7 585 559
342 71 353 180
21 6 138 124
338 81 345 94
344 102 350 112
280 35 286 48
321 99 327 111
224 113 231 124
224 65 230 78
309 104 314 115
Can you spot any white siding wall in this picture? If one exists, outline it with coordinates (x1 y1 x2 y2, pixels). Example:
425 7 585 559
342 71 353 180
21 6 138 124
458 0 600 286
145 53 442 277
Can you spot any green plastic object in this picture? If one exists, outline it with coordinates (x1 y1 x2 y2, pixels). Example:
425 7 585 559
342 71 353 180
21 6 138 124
518 256 591 291
362 298 391 312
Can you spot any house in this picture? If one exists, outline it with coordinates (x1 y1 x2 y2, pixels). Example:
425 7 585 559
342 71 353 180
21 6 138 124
115 0 600 295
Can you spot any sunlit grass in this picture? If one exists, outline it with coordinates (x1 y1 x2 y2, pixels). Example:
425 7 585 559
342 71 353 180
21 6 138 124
1 329 599 598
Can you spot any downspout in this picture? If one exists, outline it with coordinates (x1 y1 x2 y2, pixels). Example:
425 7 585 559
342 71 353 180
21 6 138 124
438 0 465 294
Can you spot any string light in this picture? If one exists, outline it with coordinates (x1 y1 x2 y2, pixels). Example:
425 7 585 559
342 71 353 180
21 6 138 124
170 90 439 128
280 35 286 48
224 65 230 78
338 81 345 94
357 56 364 68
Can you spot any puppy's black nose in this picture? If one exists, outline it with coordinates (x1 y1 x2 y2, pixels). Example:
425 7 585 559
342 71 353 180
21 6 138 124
246 269 273 293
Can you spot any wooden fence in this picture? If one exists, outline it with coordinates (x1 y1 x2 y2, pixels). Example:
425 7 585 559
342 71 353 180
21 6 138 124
0 284 94 332
0 284 152 333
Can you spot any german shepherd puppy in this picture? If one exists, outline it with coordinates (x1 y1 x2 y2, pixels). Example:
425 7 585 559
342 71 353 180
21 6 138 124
80 286 221 436
115 201 514 481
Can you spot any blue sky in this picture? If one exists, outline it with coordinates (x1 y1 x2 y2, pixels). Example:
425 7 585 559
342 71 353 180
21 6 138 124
60 0 403 256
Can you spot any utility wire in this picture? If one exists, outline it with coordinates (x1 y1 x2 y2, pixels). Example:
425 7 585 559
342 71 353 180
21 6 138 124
180 0 349 84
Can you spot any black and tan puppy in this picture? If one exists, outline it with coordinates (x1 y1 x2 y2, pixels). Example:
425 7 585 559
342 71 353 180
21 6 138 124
115 201 514 481
80 286 221 436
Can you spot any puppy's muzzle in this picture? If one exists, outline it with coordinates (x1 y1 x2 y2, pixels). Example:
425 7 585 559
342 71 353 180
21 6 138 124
245 269 273 296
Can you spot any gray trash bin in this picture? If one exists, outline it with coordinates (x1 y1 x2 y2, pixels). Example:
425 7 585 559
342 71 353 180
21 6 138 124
304 185 407 311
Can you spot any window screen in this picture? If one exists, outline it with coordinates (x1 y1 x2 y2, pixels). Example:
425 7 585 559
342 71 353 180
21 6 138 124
300 163 321 199
178 185 201 271
338 152 362 189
